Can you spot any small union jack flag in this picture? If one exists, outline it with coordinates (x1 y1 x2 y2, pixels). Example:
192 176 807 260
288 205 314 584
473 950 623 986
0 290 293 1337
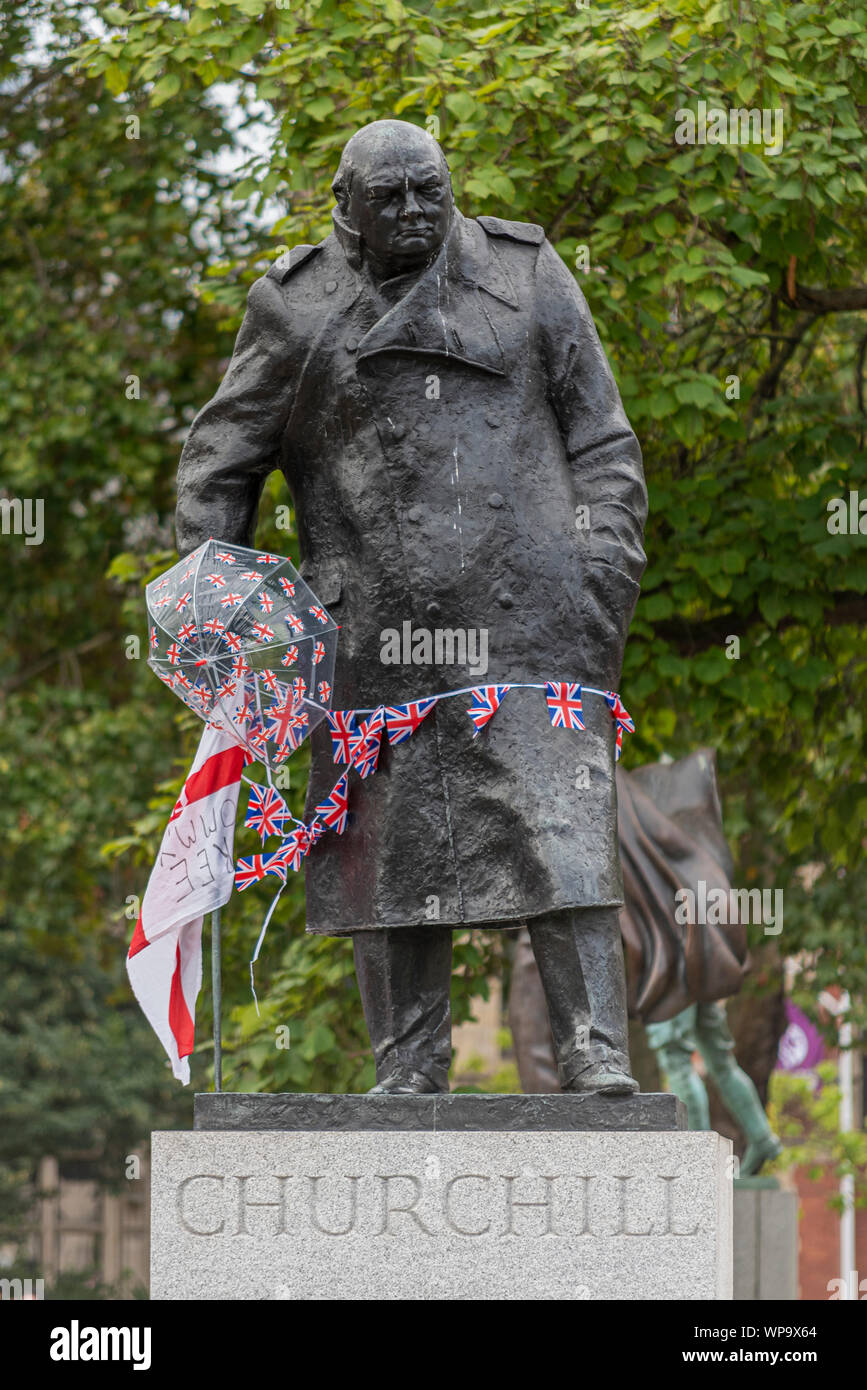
273 826 309 873
306 817 325 845
216 678 237 701
266 699 300 747
603 691 635 761
205 573 226 588
258 554 281 565
203 618 225 637
292 676 307 701
258 590 274 614
166 642 181 666
244 784 291 841
177 621 197 644
232 656 250 679
350 707 385 779
260 668 280 694
176 673 193 691
181 565 195 581
281 644 300 668
325 710 357 764
149 626 158 650
238 693 255 723
220 592 243 609
222 631 242 654
545 682 584 731
241 570 263 583
466 685 510 736
175 592 192 613
285 612 304 635
384 698 438 745
308 605 328 625
215 550 236 564
234 850 288 892
317 681 332 703
154 594 171 610
279 577 296 599
315 773 349 835
154 576 170 591
252 622 275 643
312 640 325 665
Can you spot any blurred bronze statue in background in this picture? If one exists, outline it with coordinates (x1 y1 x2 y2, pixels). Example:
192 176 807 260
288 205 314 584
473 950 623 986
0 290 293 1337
510 750 782 1172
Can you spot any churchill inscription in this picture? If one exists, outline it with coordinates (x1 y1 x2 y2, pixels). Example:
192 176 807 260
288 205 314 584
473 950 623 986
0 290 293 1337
151 1130 732 1300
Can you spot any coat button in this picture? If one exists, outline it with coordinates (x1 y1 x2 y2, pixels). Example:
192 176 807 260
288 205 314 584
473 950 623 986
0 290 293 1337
488 492 504 509
325 280 338 293
426 602 442 621
499 592 514 609
345 338 359 352
391 423 406 441
407 506 422 523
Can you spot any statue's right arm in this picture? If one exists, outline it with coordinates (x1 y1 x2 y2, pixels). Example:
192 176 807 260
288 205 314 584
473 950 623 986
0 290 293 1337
174 274 294 555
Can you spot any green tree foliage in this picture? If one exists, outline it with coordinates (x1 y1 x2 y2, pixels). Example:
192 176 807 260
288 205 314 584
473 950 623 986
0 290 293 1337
80 0 867 1019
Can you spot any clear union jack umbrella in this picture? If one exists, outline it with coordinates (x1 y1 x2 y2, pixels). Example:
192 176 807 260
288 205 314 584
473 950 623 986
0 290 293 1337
145 538 338 770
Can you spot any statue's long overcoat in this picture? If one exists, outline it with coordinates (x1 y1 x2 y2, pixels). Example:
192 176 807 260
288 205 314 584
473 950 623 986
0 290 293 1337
175 211 647 935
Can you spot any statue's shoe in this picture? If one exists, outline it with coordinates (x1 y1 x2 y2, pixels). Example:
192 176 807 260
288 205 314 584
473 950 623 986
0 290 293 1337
563 1062 639 1096
367 1070 446 1095
740 1132 783 1176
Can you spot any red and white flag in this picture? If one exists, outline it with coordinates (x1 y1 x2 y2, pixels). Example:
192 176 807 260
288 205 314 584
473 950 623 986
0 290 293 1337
126 722 248 1083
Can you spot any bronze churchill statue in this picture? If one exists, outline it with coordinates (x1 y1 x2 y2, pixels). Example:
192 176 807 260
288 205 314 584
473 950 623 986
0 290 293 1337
175 120 648 1096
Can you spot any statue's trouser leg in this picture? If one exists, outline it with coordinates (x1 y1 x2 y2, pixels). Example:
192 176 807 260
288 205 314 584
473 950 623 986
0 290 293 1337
646 1008 711 1130
353 925 452 1092
526 906 632 1089
695 1003 779 1169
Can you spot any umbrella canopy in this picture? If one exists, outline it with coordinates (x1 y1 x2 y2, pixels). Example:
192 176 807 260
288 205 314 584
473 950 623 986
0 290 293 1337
146 539 337 776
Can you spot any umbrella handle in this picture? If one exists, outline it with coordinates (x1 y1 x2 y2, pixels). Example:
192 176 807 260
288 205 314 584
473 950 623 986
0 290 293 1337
211 907 222 1092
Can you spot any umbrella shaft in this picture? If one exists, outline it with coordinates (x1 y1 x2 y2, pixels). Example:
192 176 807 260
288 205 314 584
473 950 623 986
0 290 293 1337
211 907 222 1091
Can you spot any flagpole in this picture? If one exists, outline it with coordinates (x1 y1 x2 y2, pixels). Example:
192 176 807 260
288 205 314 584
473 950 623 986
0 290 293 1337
211 907 222 1092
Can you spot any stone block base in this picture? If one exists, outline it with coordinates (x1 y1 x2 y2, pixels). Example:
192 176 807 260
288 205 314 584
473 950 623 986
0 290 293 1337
151 1101 731 1300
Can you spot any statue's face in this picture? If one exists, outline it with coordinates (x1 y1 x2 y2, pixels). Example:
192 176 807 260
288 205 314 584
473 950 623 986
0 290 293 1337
347 148 452 275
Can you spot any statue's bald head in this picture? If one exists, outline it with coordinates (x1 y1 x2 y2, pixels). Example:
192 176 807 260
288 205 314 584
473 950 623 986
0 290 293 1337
332 120 454 278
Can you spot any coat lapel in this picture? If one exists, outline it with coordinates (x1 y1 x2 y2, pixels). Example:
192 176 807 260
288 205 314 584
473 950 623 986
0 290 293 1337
355 214 518 377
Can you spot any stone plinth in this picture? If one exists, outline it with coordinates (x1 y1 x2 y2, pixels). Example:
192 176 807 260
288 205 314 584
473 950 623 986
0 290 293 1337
733 1178 798 1300
151 1095 731 1301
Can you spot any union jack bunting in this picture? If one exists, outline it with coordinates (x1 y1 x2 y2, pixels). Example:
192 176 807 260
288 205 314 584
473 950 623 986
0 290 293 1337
244 784 291 841
350 707 386 778
266 699 301 747
466 685 510 736
325 709 357 764
234 850 288 892
306 817 326 845
603 691 635 761
545 682 584 730
384 697 438 745
315 773 349 835
273 826 309 873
